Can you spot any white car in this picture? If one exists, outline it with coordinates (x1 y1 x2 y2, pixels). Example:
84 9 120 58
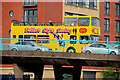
8 41 52 51
114 45 120 54
81 43 119 54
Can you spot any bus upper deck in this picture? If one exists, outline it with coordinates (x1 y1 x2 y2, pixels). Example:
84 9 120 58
12 15 100 27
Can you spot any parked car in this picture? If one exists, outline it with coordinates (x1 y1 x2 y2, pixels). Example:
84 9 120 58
114 45 120 49
81 43 118 54
114 45 120 54
8 41 52 51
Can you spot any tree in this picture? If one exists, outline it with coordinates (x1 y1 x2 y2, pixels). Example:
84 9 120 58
102 68 120 80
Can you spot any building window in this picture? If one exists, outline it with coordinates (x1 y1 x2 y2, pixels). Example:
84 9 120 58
115 37 120 41
104 2 110 15
65 0 73 5
89 0 97 9
65 12 86 16
23 0 37 7
9 11 14 17
23 9 37 23
115 4 120 16
83 0 89 8
78 0 83 7
83 71 96 80
72 0 78 6
9 30 11 36
104 35 109 41
115 20 120 33
65 0 97 9
104 18 110 32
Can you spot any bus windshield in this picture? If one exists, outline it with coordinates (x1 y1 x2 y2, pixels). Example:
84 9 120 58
91 17 100 27
65 18 77 26
78 18 90 26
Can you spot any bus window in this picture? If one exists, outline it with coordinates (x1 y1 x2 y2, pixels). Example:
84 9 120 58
78 18 90 26
79 36 89 44
19 35 23 41
91 17 100 27
24 35 36 42
19 35 23 38
65 18 77 26
37 35 49 43
13 35 16 38
70 35 76 44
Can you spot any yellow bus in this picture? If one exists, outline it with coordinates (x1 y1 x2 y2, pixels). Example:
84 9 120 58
11 15 100 53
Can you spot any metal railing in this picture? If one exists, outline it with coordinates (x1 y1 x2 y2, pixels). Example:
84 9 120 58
0 38 119 54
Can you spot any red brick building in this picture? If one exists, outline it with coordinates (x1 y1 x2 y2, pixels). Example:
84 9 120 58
99 1 120 41
1 2 63 38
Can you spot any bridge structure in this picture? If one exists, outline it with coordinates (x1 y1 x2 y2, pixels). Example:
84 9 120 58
1 50 120 80
0 38 120 80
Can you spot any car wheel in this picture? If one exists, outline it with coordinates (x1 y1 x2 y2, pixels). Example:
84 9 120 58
110 51 116 54
86 50 91 53
11 48 17 51
66 47 76 53
36 49 41 51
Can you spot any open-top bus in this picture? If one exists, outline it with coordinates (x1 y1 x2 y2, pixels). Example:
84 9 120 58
11 15 100 53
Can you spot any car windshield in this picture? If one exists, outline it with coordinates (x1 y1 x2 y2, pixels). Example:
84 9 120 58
90 43 113 48
115 45 120 49
33 42 40 46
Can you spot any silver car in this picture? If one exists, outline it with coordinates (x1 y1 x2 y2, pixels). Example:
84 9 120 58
81 43 119 54
8 41 52 51
114 45 120 53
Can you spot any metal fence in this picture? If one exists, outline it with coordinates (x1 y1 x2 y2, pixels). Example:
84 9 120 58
0 38 119 54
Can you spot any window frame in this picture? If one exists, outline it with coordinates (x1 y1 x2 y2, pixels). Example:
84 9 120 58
115 37 120 41
104 2 110 15
115 3 120 16
65 0 97 9
9 11 14 17
104 35 109 41
104 18 110 32
115 20 120 33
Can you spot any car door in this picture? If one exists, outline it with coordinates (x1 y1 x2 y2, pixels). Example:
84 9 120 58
15 42 24 50
88 44 98 53
22 42 28 51
98 44 108 54
91 44 100 53
25 42 36 51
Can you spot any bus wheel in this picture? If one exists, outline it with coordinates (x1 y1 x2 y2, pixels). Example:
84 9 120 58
66 47 76 53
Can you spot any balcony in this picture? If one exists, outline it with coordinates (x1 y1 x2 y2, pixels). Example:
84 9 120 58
23 0 37 7
22 15 37 23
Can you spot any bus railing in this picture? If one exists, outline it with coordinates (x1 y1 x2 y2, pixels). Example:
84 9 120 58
0 38 119 55
11 20 64 26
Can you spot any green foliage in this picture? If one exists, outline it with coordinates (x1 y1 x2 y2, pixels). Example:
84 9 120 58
102 68 120 80
62 73 73 80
